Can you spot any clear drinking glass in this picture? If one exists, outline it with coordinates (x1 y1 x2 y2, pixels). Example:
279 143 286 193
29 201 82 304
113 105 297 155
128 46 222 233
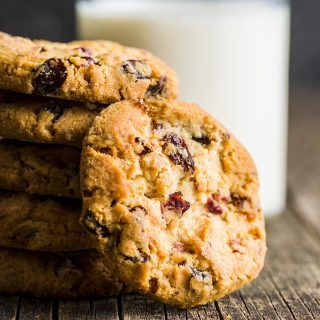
76 0 291 217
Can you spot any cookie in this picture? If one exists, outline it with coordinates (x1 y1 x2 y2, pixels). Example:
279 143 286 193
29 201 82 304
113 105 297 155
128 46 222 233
0 32 178 103
0 90 104 146
0 140 80 198
80 100 266 308
0 247 128 298
0 190 94 252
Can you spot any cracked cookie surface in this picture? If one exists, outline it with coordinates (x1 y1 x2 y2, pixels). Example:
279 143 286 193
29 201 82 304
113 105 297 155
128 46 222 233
0 190 93 252
80 100 266 308
0 247 128 298
0 140 80 198
0 90 105 146
0 32 178 103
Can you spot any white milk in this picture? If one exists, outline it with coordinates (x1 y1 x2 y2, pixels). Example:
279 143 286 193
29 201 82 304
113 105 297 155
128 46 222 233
77 0 290 217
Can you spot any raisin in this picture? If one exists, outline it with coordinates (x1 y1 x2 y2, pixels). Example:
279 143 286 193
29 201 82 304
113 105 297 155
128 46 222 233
162 132 195 173
99 147 112 154
129 205 148 215
42 101 65 122
206 198 223 215
111 200 117 207
164 192 190 215
123 250 150 263
231 193 246 209
192 135 211 145
121 60 150 80
147 76 167 96
80 56 99 67
68 56 99 67
153 122 163 130
33 58 67 94
82 210 110 237
190 267 211 282
135 137 152 155
75 47 93 56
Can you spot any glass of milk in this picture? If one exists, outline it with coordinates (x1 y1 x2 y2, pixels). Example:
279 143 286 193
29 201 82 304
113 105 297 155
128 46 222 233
76 0 290 217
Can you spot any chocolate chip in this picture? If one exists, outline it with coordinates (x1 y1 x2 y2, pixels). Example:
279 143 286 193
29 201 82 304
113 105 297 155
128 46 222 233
164 192 190 215
135 137 152 155
121 60 150 80
190 267 211 282
207 198 223 215
42 101 65 122
129 205 148 215
147 76 167 96
162 132 195 173
39 47 47 53
192 135 211 145
75 47 93 56
82 210 110 237
33 58 67 94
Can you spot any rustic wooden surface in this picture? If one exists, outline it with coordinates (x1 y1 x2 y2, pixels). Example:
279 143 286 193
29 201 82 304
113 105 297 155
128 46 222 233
0 88 319 319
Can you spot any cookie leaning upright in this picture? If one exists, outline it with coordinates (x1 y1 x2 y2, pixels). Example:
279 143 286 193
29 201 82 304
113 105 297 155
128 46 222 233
0 32 178 103
80 100 266 308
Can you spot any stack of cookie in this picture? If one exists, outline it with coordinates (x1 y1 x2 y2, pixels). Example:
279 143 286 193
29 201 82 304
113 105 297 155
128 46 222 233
0 32 178 298
0 32 266 308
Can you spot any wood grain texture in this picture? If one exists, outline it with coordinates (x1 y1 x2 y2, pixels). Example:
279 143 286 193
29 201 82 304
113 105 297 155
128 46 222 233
18 297 53 320
0 87 319 319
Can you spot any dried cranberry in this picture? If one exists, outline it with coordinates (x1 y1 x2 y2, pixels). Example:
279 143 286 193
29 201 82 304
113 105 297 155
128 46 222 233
129 205 148 215
164 191 190 215
42 102 65 122
162 132 195 173
135 137 152 155
121 60 150 80
207 198 223 215
147 76 167 96
33 58 67 94
192 135 211 145
82 210 110 237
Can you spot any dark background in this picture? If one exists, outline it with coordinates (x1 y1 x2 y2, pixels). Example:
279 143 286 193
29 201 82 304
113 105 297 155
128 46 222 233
0 0 318 86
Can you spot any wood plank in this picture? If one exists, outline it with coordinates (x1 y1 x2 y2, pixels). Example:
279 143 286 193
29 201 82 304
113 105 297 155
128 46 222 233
165 302 220 320
0 296 19 319
59 300 91 320
91 298 119 320
18 297 53 320
216 210 320 320
121 294 166 320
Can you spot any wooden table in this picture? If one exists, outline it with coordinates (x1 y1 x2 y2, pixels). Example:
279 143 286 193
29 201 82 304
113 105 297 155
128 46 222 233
0 88 319 320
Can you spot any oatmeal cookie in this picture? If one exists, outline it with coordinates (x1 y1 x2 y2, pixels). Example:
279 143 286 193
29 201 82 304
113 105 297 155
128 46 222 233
80 100 266 308
0 32 178 103
0 140 80 198
0 190 93 252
